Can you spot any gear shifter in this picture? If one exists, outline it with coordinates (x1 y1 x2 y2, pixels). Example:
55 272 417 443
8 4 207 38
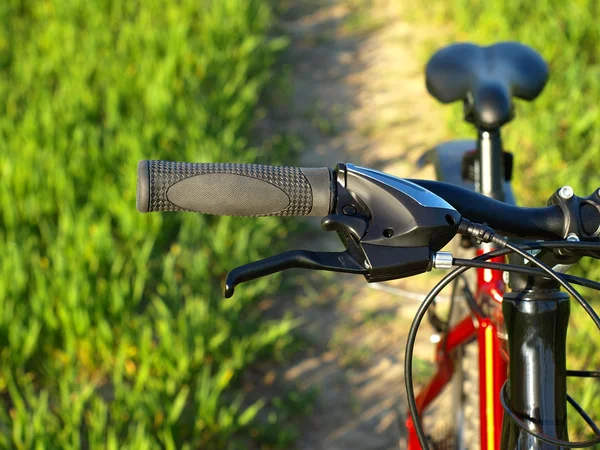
224 163 461 297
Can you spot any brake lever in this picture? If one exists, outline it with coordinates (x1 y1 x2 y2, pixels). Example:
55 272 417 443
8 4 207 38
224 248 368 298
225 211 371 297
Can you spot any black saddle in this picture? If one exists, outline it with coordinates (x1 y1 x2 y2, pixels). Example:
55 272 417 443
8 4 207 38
426 42 548 129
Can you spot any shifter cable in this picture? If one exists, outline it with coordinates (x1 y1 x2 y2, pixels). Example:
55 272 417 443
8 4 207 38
405 230 600 449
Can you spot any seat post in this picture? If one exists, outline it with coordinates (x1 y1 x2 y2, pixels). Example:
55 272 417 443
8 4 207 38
476 128 505 201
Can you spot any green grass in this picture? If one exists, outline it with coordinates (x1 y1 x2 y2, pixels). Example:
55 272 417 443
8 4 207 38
415 0 600 440
0 0 307 448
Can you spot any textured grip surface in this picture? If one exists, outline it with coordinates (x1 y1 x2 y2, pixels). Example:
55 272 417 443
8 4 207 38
137 160 332 217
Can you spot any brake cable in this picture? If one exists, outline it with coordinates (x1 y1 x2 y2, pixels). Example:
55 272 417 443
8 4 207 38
405 236 600 449
453 258 600 291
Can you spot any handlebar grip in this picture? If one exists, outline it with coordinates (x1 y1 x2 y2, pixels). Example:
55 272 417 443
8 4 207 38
136 160 333 217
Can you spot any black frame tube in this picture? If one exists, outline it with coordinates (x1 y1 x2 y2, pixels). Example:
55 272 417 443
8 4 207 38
501 288 570 449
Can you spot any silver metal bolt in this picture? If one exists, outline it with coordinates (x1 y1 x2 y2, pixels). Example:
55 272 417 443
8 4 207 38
559 186 574 200
557 233 580 256
433 251 453 270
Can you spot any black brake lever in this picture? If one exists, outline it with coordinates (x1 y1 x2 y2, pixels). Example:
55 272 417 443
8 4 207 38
225 212 371 297
224 248 368 298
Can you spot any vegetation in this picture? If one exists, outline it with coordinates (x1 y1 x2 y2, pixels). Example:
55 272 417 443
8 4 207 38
420 0 600 439
0 0 303 448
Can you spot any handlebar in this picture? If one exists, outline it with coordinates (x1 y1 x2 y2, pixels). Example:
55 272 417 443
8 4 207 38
408 179 565 239
137 160 600 242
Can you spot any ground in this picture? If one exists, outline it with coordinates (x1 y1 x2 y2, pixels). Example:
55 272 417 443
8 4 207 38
255 1 457 448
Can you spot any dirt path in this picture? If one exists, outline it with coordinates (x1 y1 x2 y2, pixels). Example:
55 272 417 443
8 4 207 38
260 1 450 448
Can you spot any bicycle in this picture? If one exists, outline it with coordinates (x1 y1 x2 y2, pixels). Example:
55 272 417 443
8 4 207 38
135 44 600 449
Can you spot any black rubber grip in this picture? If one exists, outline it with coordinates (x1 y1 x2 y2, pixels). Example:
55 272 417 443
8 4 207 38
136 160 333 217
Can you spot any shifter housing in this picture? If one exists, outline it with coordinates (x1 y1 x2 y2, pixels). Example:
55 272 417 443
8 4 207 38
224 163 461 297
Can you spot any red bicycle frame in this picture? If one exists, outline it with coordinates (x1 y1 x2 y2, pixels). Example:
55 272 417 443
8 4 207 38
407 249 508 449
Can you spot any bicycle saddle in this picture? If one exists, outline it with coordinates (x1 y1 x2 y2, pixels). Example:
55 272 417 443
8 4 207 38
426 42 548 129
